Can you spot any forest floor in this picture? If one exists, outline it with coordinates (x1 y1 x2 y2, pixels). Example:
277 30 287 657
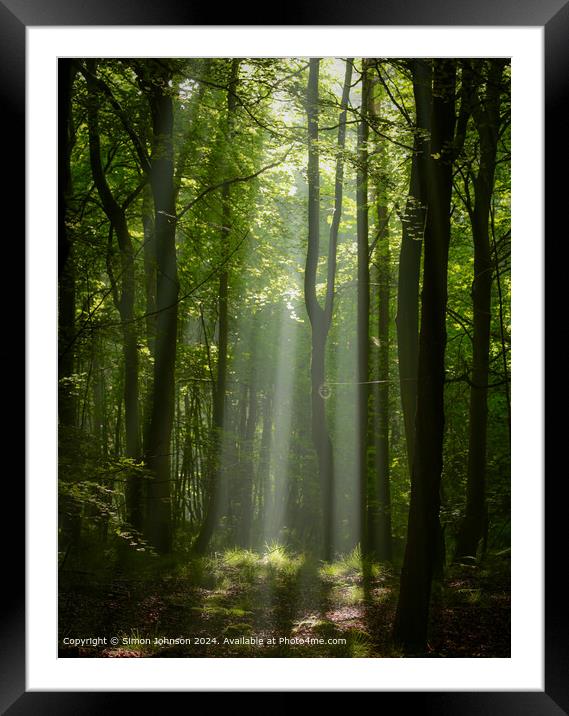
58 545 510 658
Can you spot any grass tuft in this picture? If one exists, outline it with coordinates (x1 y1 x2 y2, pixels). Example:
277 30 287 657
262 542 304 578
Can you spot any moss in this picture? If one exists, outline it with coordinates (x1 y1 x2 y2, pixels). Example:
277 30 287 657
222 623 253 637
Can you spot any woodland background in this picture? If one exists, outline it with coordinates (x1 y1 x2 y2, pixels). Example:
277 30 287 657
58 57 511 657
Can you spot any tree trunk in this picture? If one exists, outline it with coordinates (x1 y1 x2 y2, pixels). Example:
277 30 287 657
84 61 142 528
58 59 81 546
193 58 240 555
255 390 272 547
143 183 157 357
92 337 107 459
356 59 371 559
368 68 393 562
114 368 123 459
310 325 335 559
142 182 157 454
143 62 178 554
58 59 78 430
396 59 431 475
393 60 456 652
238 370 258 548
304 58 352 561
375 198 392 561
455 60 506 561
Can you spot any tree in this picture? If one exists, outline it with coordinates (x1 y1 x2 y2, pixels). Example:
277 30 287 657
139 61 178 553
393 59 457 651
193 58 241 554
356 59 371 558
58 58 81 545
454 59 508 561
58 59 78 430
396 59 431 474
304 58 352 560
370 71 393 562
83 60 143 528
58 59 511 658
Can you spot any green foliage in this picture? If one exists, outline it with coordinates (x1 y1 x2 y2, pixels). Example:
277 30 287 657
261 542 305 577
59 57 510 657
320 545 382 580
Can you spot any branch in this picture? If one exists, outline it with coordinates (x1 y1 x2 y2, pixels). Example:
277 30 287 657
176 151 291 222
121 177 148 212
445 373 510 389
79 62 151 173
324 59 353 326
372 60 413 127
67 230 251 339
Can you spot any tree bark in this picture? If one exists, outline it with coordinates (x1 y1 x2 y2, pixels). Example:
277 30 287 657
193 58 240 555
84 61 142 529
393 60 456 652
304 58 352 561
368 67 393 562
255 390 272 549
58 59 77 430
375 183 392 562
356 59 371 559
142 62 178 553
142 183 157 357
58 59 81 545
238 370 258 548
396 59 431 475
455 60 506 561
92 336 107 459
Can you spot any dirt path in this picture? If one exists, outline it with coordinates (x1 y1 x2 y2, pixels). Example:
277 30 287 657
59 548 510 658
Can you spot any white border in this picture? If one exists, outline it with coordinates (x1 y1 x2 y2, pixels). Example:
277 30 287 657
27 26 543 691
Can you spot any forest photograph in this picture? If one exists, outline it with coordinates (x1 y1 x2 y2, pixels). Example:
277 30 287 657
58 56 511 659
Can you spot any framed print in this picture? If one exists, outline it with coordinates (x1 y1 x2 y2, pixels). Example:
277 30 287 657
6 0 562 709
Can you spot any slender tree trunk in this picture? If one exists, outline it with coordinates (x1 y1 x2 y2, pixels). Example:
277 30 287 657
143 62 178 553
193 59 240 555
492 219 511 435
375 197 392 561
255 390 272 547
142 182 157 455
84 61 142 529
396 59 431 475
304 58 352 561
172 392 182 529
238 370 258 548
393 60 456 652
189 386 206 526
356 59 371 559
368 69 393 561
180 391 193 524
455 60 506 560
310 326 335 559
304 58 326 554
58 59 78 430
122 314 141 521
92 338 106 458
114 367 123 459
143 183 157 356
236 320 259 548
92 337 111 537
58 59 82 547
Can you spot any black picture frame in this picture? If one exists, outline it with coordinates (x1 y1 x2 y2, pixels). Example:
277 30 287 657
7 0 560 710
